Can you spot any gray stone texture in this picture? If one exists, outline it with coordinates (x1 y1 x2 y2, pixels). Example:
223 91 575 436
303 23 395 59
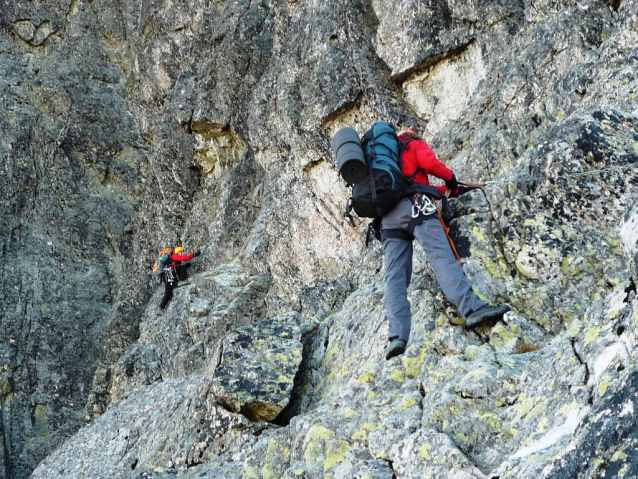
0 0 636 479
207 313 303 422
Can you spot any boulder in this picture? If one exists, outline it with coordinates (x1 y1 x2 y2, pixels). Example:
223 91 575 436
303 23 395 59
207 313 303 422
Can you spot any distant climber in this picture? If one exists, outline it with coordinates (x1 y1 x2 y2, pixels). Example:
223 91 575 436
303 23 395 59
158 246 201 313
331 123 511 361
381 129 510 359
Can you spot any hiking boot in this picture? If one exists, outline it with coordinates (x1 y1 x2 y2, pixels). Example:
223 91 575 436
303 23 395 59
157 307 164 316
465 304 511 328
386 337 407 360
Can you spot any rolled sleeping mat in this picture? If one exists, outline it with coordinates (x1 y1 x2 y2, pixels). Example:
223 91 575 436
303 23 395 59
331 127 367 184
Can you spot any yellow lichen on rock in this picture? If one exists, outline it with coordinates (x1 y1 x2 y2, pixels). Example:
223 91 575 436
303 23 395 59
323 440 349 470
403 347 428 378
352 423 375 443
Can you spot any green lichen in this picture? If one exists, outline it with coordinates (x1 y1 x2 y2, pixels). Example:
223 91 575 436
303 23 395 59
566 320 583 338
1 377 11 396
513 393 535 420
305 441 325 464
490 324 518 348
338 354 361 379
306 425 334 443
471 227 486 242
33 404 49 439
611 449 628 462
460 367 490 383
418 443 432 460
584 326 604 346
342 408 357 418
536 417 548 433
324 440 349 470
403 347 427 378
278 374 294 384
515 260 539 280
352 423 375 443
598 376 614 396
559 400 581 415
402 397 419 410
322 345 340 367
357 372 375 384
262 438 289 479
391 369 405 383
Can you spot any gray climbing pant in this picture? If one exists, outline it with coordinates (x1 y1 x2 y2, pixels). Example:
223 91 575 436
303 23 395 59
382 198 485 341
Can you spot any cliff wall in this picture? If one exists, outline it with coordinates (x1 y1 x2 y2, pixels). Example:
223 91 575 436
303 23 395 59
0 0 637 478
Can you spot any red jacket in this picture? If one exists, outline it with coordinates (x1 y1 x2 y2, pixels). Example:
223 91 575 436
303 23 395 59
400 138 453 196
170 252 194 266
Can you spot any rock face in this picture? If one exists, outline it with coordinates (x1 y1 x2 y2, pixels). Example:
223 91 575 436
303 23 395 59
0 0 637 478
29 374 260 478
207 313 303 422
104 263 272 407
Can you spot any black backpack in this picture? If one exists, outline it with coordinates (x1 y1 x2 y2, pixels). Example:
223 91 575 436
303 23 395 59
348 122 414 218
338 122 442 221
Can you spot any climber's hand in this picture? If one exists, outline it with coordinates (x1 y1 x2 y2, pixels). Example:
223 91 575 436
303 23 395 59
446 173 459 196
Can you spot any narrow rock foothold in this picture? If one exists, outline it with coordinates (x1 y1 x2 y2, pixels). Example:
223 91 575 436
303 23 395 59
208 312 303 422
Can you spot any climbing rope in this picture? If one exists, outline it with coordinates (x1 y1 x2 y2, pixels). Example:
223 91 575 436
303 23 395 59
480 162 636 188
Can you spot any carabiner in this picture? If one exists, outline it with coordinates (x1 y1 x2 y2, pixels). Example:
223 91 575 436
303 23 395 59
420 195 436 215
411 203 420 218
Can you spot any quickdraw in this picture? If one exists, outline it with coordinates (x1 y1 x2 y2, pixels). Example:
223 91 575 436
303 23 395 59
411 194 436 218
164 266 176 285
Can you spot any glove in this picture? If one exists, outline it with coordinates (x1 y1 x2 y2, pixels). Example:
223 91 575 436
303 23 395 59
445 173 459 196
193 250 201 257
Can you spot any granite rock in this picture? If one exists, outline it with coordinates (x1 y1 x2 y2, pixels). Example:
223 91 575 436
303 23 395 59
207 313 303 422
3 0 638 478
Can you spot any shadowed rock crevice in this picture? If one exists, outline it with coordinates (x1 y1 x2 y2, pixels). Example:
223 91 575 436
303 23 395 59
271 323 320 427
390 41 475 84
571 338 593 405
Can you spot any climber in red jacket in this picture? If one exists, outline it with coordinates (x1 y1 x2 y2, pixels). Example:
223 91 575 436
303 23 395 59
158 246 201 312
383 129 510 360
399 130 458 197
